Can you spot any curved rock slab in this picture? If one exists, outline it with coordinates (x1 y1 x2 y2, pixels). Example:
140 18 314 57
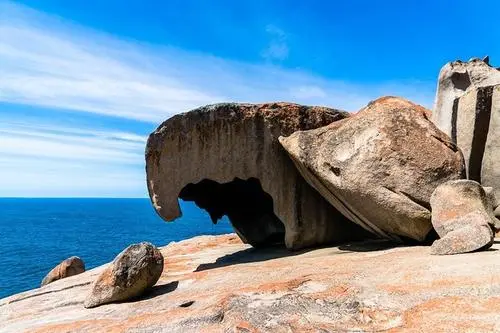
430 180 495 255
279 97 466 242
432 57 500 137
41 256 85 287
84 242 163 308
146 103 368 250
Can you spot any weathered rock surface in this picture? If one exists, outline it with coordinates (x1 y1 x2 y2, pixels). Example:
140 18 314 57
3 234 500 332
451 84 500 200
484 187 500 231
146 102 368 250
41 256 85 287
432 58 500 202
84 242 164 308
430 180 495 255
484 187 499 211
279 96 465 242
432 56 500 137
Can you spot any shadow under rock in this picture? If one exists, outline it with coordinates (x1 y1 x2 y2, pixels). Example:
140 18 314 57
138 281 179 301
338 239 404 252
339 229 440 252
195 245 310 272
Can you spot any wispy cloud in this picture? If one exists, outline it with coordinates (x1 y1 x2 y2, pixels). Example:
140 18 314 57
261 24 289 61
0 119 147 197
0 1 437 197
0 1 435 124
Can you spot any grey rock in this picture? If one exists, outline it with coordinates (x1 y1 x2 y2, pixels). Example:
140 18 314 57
279 97 466 242
430 180 495 255
449 85 500 204
495 207 500 231
41 256 85 287
483 187 500 231
146 102 369 250
432 57 500 138
84 242 164 308
483 187 498 211
432 58 500 205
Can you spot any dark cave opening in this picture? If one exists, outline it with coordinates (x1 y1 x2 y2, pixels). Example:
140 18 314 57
179 177 285 247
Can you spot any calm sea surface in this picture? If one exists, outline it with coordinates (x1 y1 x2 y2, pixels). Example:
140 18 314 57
0 198 233 299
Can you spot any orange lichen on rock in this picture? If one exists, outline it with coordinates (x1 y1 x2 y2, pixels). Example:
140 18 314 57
2 234 500 332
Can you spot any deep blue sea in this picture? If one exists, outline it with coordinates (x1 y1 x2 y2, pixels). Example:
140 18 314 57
0 198 233 299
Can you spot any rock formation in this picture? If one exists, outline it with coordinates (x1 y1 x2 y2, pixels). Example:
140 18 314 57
84 242 164 308
432 56 500 137
451 84 500 201
41 256 85 287
146 103 369 250
279 97 466 242
430 180 495 255
432 57 500 204
3 234 500 332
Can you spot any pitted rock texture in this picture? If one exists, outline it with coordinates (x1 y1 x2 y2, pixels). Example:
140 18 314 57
279 97 466 242
2 234 500 332
432 56 500 137
41 256 85 287
146 102 368 250
84 242 164 308
430 180 495 255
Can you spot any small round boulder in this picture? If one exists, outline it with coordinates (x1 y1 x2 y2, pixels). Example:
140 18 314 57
84 242 164 308
41 256 85 287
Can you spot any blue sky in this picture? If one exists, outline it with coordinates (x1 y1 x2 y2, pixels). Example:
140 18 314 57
0 0 498 197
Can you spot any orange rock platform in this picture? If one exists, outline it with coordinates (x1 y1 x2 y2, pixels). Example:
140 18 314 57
2 234 500 332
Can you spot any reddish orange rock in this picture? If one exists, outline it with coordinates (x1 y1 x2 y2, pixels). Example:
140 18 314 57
2 234 500 332
41 256 85 287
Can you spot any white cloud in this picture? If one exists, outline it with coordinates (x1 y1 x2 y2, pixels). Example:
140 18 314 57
0 156 146 197
0 122 146 163
0 1 435 124
0 121 147 197
0 1 437 197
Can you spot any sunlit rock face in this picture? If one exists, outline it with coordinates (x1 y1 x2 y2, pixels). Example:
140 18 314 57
280 97 466 242
3 234 500 332
432 56 500 137
433 57 500 203
146 102 368 250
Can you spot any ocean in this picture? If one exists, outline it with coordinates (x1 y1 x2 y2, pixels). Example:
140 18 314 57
0 198 234 299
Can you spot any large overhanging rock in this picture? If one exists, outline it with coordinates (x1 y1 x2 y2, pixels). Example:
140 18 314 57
146 103 368 250
432 56 500 137
279 97 466 242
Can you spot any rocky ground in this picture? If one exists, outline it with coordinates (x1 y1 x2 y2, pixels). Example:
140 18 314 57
2 234 500 332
